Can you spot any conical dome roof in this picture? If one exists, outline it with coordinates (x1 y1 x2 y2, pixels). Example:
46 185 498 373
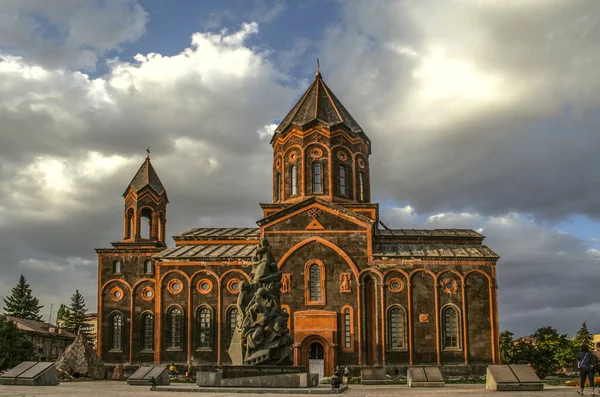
123 156 168 202
274 72 364 136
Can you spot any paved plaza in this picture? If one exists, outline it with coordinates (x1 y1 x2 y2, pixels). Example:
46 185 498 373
0 382 584 397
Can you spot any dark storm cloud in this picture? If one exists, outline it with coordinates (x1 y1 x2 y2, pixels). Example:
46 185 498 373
324 0 600 221
0 0 148 70
0 21 297 313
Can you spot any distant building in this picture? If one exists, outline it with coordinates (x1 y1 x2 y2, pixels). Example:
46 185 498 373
56 312 98 348
1 314 76 361
96 70 500 376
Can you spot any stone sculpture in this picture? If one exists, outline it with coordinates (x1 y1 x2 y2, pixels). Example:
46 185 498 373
229 239 293 365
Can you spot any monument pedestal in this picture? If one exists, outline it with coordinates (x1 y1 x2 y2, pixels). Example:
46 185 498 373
407 367 445 387
197 366 318 388
486 365 543 391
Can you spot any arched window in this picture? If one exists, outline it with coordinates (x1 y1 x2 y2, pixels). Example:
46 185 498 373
197 306 212 349
126 208 134 239
140 207 153 239
227 308 238 343
110 312 123 351
442 306 460 349
144 259 153 274
359 172 364 201
275 172 281 202
141 313 154 351
338 165 346 196
168 307 183 349
387 306 406 350
343 307 352 349
290 165 297 195
309 264 321 302
312 162 322 193
113 260 122 275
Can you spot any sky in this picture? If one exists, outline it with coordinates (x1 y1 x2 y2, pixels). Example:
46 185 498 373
1 0 600 338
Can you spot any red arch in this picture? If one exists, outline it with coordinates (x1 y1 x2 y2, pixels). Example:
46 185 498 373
277 236 359 280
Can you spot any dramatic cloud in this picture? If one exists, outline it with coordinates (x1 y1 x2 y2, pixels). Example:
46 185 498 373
0 20 296 312
322 0 600 221
0 0 148 70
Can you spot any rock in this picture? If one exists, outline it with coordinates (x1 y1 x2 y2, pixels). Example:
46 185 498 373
55 334 105 379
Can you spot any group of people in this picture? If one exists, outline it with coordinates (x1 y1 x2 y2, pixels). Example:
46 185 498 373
168 364 194 381
577 343 600 396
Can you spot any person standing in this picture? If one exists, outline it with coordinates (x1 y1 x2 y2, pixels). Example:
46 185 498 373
343 366 350 385
577 344 597 396
593 342 600 372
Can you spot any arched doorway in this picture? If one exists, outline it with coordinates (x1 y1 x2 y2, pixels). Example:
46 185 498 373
308 342 324 379
298 334 335 377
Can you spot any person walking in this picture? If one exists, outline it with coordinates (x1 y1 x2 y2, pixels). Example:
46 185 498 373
577 344 597 396
343 366 350 385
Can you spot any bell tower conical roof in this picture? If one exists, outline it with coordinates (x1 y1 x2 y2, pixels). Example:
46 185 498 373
272 71 365 139
123 154 168 202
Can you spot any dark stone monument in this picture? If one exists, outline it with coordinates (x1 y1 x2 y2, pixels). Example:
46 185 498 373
194 240 326 392
229 239 293 366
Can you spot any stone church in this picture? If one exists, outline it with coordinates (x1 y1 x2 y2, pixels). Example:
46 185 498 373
96 70 500 376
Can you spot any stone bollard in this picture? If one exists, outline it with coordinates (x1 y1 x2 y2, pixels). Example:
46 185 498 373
112 364 124 381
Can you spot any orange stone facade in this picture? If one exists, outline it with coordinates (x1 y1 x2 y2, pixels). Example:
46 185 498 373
96 72 500 375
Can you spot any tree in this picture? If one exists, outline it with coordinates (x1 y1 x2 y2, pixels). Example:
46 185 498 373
574 321 594 351
63 290 87 336
2 274 43 321
56 303 69 324
499 330 516 364
0 315 34 371
530 326 573 379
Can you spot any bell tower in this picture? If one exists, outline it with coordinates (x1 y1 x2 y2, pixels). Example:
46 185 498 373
270 69 372 204
120 151 168 247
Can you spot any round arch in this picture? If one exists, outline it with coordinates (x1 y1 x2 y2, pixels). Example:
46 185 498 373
277 236 359 280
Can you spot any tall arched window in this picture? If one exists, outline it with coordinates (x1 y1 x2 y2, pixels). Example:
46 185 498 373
359 172 364 201
276 172 281 201
312 162 322 193
338 165 346 196
227 308 238 343
290 165 297 195
309 264 321 302
144 259 153 274
442 306 460 349
168 307 183 349
113 260 122 275
387 306 406 350
197 306 212 349
305 261 325 305
110 312 123 351
141 313 154 351
343 308 352 349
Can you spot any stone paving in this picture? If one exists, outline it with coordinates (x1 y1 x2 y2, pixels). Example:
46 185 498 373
0 381 587 397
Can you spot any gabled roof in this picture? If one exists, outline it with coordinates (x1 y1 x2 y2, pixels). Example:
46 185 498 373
156 243 257 260
123 156 168 201
373 243 499 259
173 228 260 241
1 314 77 338
256 196 375 227
274 72 364 136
